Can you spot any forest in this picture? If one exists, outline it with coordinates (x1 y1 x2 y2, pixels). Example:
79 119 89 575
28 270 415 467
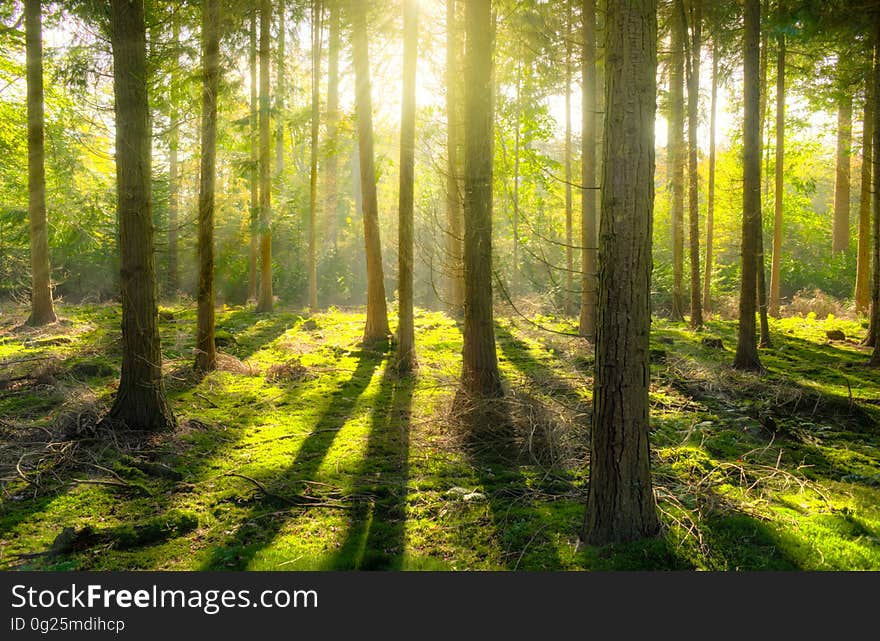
1 0 879 572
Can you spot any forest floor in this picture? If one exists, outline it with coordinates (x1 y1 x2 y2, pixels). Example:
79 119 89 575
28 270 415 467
1 302 879 570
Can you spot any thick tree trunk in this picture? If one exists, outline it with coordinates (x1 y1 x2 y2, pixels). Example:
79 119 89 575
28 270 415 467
702 41 717 314
195 0 219 374
669 10 685 322
445 0 464 314
578 0 597 340
167 13 180 298
460 0 502 399
25 0 56 326
396 0 418 374
834 92 853 254
769 34 786 317
856 50 874 316
248 10 258 302
351 0 390 341
256 0 273 313
107 0 175 430
684 0 702 329
325 2 340 252
584 0 660 545
309 0 321 312
733 0 763 372
564 0 574 317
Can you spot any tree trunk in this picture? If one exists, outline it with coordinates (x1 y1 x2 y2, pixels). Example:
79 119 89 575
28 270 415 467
24 0 56 326
856 49 874 316
167 13 180 298
578 0 597 340
584 0 660 545
833 91 853 254
769 33 786 317
684 0 702 329
460 0 502 399
396 0 418 374
669 11 685 322
512 64 522 275
564 0 574 317
309 0 322 312
756 17 771 348
445 0 464 314
107 0 175 430
871 31 880 363
276 3 285 181
195 0 219 374
325 1 340 253
248 9 258 302
702 40 717 314
351 0 390 341
733 0 763 372
256 0 273 313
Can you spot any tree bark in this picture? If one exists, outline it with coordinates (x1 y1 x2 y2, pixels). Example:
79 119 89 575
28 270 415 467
856 49 874 316
107 0 175 430
578 0 598 340
309 0 322 312
833 91 853 254
702 40 717 314
256 0 273 313
733 0 763 372
248 9 258 302
683 0 702 329
445 0 464 314
669 8 686 322
460 0 502 399
167 12 180 298
25 0 56 326
396 0 418 374
195 0 219 374
350 0 390 341
564 0 574 317
769 33 786 317
584 0 660 545
871 31 880 363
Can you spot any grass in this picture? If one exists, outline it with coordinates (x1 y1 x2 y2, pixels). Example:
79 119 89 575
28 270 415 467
1 302 879 570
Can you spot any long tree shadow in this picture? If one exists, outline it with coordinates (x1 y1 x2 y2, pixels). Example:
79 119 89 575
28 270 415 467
326 367 415 570
201 346 387 570
215 308 304 360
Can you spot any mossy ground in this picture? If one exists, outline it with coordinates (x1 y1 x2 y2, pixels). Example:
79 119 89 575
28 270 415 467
1 303 879 570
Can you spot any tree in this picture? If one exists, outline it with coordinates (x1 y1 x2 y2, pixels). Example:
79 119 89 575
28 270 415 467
683 0 703 329
396 0 418 374
325 0 341 252
460 0 502 399
106 0 175 430
24 0 56 326
756 22 771 349
350 0 390 342
579 0 597 340
308 0 321 312
256 0 273 313
247 9 258 302
833 64 853 254
769 25 786 318
871 28 880 364
733 0 763 372
564 0 574 317
856 48 874 316
446 0 464 314
584 0 660 545
702 39 718 314
195 0 219 374
167 12 180 297
669 5 686 322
